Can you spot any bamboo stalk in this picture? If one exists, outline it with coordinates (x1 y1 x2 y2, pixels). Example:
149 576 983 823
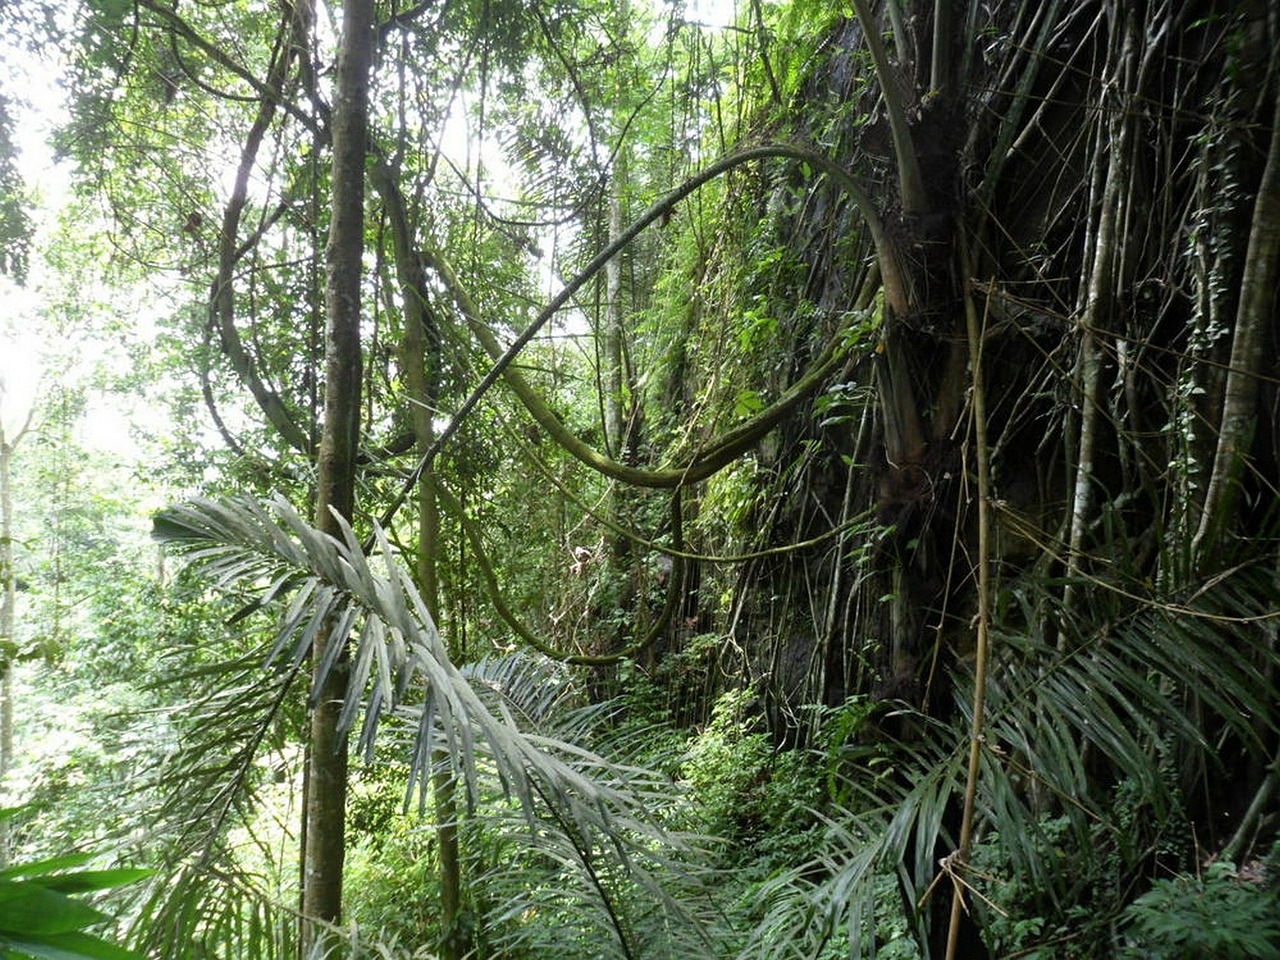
945 238 993 960
1064 11 1133 622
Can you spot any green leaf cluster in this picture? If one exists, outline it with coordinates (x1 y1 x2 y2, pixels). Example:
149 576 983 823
0 822 150 960
1119 861 1280 960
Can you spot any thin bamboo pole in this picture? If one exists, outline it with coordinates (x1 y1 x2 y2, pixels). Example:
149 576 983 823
944 240 992 960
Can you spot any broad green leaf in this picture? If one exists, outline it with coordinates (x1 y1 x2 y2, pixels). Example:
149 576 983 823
0 932 141 960
0 887 28 907
0 885 109 935
33 870 153 896
0 857 94 882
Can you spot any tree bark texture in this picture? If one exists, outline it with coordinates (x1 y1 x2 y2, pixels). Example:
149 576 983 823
301 0 372 950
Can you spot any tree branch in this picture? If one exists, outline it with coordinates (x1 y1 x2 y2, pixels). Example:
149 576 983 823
850 0 928 215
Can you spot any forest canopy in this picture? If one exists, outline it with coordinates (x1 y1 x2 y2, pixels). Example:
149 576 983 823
0 1 1278 958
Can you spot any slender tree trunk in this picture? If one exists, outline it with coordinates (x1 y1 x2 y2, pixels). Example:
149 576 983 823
370 146 467 957
945 240 993 960
1192 83 1280 569
301 0 372 952
1064 14 1133 619
604 175 626 462
0 398 33 870
599 3 640 665
395 207 465 960
0 431 16 869
407 320 462 960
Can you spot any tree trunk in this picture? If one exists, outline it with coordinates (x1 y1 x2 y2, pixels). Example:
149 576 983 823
1192 82 1280 569
1064 9 1135 620
301 0 372 952
0 429 17 869
604 174 626 462
407 308 463 960
599 4 641 666
388 180 466 960
0 395 33 870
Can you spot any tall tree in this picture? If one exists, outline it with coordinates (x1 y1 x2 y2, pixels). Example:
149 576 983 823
0 351 36 868
301 0 373 946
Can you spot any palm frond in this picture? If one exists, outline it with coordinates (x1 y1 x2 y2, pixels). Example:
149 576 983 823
157 496 607 808
122 643 302 960
150 495 718 958
739 559 1280 959
441 654 722 960
740 710 964 960
128 849 296 960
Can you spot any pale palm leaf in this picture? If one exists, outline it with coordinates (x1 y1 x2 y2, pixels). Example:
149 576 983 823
439 654 721 960
147 494 714 958
154 495 633 812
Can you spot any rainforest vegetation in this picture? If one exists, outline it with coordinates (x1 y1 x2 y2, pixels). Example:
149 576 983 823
1 1 1278 958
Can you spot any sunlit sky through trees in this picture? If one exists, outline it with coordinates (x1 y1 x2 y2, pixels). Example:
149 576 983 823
0 0 739 453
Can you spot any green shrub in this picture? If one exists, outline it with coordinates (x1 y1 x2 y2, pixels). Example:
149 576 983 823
1119 860 1280 959
680 688 774 842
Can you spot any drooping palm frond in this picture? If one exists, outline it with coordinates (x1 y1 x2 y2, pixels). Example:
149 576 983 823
978 563 1280 862
467 780 721 960
147 494 717 958
123 643 303 960
741 709 964 960
440 653 724 960
128 845 296 960
154 495 653 812
741 559 1280 960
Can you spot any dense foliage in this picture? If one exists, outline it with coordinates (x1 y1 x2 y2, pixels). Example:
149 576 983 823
1 1 1278 958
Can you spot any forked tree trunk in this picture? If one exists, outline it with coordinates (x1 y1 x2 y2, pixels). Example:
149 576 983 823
301 0 372 952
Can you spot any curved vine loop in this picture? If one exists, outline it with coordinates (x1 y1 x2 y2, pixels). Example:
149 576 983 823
375 142 897 536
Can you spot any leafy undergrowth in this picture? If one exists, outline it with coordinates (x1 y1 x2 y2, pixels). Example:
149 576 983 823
1118 858 1280 960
